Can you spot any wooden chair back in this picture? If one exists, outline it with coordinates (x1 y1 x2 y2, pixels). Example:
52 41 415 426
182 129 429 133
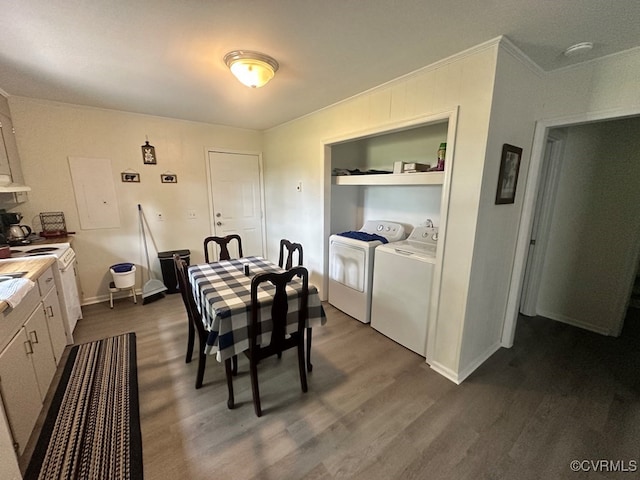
247 266 309 416
278 239 303 270
204 234 243 263
174 253 208 388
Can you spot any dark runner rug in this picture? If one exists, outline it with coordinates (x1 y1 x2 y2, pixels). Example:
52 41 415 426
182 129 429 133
25 333 143 480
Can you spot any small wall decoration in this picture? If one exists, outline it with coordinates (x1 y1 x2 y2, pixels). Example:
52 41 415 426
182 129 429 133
161 173 177 183
141 139 157 165
495 143 523 205
121 171 140 183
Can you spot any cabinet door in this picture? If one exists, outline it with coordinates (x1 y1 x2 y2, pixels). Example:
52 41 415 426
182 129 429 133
0 113 21 178
0 329 43 455
0 119 11 176
42 287 66 364
24 308 56 401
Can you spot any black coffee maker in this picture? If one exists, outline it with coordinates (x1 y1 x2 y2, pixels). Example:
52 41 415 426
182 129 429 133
0 210 32 245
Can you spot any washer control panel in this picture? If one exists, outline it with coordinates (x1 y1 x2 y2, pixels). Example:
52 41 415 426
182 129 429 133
361 220 406 242
408 226 439 247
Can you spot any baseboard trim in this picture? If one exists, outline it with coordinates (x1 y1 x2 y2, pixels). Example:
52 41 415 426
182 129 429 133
429 341 502 385
536 309 612 336
429 361 462 385
457 342 502 383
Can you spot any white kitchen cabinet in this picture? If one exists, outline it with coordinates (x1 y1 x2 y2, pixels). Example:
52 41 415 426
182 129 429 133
0 117 12 176
0 328 43 456
39 267 66 364
0 262 66 460
24 306 56 400
0 111 29 204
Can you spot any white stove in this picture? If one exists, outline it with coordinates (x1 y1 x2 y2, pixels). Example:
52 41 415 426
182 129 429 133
10 242 76 269
10 242 81 343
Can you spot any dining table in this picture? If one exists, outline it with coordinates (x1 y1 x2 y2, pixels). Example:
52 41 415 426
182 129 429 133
187 256 326 377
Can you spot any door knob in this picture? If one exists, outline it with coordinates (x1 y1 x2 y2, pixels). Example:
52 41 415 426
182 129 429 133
216 221 222 226
216 213 221 217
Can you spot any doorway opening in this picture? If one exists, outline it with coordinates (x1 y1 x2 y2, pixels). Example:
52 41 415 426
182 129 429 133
504 113 640 346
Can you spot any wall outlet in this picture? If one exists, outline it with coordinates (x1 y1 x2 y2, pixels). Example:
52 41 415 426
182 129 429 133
187 210 197 220
156 212 164 221
296 181 303 192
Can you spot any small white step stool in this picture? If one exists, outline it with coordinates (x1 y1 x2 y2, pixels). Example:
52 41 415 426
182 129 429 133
109 281 137 308
109 263 137 308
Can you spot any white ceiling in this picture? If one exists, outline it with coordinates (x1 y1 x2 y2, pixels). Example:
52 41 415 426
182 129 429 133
1 0 638 130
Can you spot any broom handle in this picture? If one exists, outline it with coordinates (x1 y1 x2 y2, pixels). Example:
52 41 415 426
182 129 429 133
138 204 152 279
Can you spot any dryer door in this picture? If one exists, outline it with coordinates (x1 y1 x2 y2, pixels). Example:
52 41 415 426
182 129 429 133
329 241 366 292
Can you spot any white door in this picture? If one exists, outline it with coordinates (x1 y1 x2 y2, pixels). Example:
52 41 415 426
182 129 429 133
208 151 265 258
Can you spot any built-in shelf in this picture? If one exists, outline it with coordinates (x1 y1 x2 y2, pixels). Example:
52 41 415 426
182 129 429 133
332 171 445 186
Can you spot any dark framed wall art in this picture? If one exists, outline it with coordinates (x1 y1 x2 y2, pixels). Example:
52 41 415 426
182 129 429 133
142 140 157 164
495 144 523 204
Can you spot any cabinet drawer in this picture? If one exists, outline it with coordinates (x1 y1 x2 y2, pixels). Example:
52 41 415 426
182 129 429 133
0 286 40 352
37 266 56 296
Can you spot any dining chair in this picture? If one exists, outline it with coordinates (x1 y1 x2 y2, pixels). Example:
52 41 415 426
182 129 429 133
204 234 243 263
278 239 313 372
173 254 237 390
244 266 309 417
278 239 303 270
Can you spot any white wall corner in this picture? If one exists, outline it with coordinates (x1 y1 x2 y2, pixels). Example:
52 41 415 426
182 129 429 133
497 36 546 77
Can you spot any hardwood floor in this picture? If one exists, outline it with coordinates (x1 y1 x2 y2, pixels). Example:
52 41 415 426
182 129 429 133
32 294 640 479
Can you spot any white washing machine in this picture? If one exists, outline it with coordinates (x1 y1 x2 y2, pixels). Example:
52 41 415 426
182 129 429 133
371 226 438 356
328 220 406 323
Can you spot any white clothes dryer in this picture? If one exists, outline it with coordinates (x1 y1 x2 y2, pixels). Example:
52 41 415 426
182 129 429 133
371 226 438 356
328 220 406 323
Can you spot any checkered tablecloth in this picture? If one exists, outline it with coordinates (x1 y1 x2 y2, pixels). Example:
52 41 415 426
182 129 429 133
188 256 326 361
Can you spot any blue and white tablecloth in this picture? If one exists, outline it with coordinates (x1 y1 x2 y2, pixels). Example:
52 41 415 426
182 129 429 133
188 256 326 361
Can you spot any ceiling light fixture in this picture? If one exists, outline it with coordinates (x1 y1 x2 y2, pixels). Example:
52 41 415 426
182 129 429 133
224 50 279 88
563 42 593 57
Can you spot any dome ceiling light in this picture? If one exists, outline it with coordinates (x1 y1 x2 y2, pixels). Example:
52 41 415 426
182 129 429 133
563 42 594 57
224 50 279 88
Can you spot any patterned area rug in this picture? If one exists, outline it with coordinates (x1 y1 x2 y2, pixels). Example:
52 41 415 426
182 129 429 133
25 333 142 480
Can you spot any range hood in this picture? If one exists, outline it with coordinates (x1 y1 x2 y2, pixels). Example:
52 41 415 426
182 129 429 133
0 174 30 193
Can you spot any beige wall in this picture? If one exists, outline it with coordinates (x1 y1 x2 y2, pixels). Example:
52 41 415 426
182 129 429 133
541 47 640 120
263 39 504 380
5 97 262 303
459 44 543 375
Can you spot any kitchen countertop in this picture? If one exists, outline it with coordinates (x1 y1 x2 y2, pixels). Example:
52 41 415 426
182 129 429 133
10 234 75 247
0 256 56 313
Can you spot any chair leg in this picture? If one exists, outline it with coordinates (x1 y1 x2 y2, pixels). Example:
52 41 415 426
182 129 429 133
297 339 308 393
306 327 313 372
225 358 235 409
186 320 195 363
232 355 238 376
195 351 207 389
249 358 262 417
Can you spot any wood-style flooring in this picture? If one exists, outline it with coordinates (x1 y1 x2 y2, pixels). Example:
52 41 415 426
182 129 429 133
24 294 640 479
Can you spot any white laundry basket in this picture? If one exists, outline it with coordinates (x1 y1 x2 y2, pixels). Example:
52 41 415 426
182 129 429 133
110 263 136 288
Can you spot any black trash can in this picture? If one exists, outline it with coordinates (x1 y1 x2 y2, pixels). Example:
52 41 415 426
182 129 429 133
158 249 190 294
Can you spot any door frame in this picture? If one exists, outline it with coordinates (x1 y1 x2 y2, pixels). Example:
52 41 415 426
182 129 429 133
205 148 267 257
502 106 640 347
518 132 565 316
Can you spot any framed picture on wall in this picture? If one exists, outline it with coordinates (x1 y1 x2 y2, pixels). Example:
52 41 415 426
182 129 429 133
495 144 523 204
160 173 177 183
142 140 157 164
121 172 140 183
